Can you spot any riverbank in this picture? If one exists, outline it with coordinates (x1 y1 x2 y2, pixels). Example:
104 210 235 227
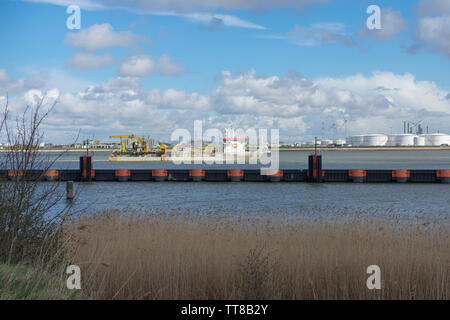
276 146 450 151
66 208 449 299
0 149 116 153
1 146 450 153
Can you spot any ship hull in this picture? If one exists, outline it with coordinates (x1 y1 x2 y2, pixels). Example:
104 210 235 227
108 153 266 162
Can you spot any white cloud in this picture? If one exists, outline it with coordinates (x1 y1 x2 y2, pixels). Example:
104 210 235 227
407 0 450 58
23 0 268 30
154 54 184 76
24 0 104 10
64 23 145 51
0 71 48 95
286 23 357 47
210 70 450 136
66 52 114 70
0 69 11 82
3 69 450 143
95 77 141 93
358 8 409 40
179 12 266 30
24 0 330 11
417 15 450 58
416 0 450 17
0 69 90 96
118 55 153 78
119 54 184 77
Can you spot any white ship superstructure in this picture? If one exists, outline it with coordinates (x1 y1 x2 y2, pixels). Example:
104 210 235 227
222 127 248 158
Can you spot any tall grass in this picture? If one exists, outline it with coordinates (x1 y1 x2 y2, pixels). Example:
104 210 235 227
67 208 450 300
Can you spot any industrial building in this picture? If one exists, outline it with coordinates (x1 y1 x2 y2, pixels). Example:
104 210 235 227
346 133 450 147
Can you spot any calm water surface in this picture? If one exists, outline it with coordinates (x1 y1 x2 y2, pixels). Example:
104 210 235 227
36 149 450 170
7 150 450 219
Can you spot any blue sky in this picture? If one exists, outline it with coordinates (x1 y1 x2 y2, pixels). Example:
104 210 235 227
1 0 450 143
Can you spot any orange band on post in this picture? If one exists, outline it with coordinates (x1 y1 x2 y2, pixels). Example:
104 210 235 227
227 170 244 177
152 169 168 177
8 170 23 177
392 170 410 178
44 169 59 177
267 169 283 177
115 169 131 177
437 170 450 178
189 169 205 177
349 170 366 177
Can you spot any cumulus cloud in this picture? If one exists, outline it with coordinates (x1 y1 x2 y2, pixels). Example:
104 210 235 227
407 0 450 58
358 7 409 40
66 52 114 70
119 54 184 77
0 69 11 82
417 15 450 58
415 0 450 17
3 69 450 142
64 23 145 51
0 69 91 97
0 70 48 95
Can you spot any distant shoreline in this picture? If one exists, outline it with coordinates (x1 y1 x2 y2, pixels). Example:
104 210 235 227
275 146 450 151
0 146 449 153
0 149 117 153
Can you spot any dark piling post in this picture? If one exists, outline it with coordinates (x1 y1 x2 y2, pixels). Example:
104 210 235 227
80 155 93 181
308 137 323 183
66 181 74 200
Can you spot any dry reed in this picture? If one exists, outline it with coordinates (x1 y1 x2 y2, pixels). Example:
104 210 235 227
65 208 450 300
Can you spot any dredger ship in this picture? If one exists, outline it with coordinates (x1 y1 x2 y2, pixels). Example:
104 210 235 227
108 129 270 162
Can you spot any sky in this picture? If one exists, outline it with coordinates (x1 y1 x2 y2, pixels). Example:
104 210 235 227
0 0 450 144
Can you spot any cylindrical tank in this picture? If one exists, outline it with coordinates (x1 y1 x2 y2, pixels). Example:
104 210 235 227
333 139 346 146
414 136 425 146
321 139 333 146
421 133 450 146
347 135 364 147
387 134 415 146
362 134 388 147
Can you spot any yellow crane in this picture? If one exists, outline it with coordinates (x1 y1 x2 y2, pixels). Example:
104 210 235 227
109 134 148 153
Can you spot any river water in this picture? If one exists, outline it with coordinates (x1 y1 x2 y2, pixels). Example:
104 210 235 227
45 149 450 169
34 150 450 220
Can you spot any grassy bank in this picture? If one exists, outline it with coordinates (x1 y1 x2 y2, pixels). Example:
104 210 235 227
66 209 449 300
0 264 79 299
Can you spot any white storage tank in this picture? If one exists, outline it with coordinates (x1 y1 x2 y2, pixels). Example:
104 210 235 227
414 136 426 146
387 134 415 146
347 135 364 147
362 134 388 147
421 133 450 146
321 139 333 146
333 139 346 146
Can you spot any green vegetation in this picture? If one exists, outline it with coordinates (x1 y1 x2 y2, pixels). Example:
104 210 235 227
0 263 79 300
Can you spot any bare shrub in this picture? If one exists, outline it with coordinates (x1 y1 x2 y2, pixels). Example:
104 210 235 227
0 97 71 266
